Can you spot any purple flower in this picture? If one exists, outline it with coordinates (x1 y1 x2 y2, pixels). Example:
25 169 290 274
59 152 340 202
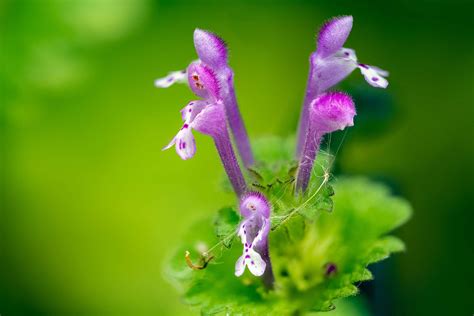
235 192 274 287
163 100 213 160
162 60 221 159
296 92 356 192
156 29 254 167
296 16 389 156
160 40 247 196
164 100 247 196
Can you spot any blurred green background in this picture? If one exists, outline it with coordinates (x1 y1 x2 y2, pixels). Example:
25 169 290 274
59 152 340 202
1 0 473 315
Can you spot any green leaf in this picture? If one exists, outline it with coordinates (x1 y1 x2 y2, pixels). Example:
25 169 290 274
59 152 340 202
298 182 334 219
165 137 412 315
364 236 406 264
214 207 240 248
268 177 412 311
250 136 335 227
164 217 271 315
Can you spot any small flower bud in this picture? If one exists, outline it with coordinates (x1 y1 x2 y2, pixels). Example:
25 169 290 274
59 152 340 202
296 92 355 192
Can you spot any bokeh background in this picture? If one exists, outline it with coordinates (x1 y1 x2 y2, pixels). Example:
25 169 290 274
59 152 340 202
1 0 473 315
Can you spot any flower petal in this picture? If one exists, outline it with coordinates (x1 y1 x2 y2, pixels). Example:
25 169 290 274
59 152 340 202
187 62 220 101
234 255 246 277
194 29 228 69
234 248 266 277
310 91 356 134
370 65 389 77
191 103 226 137
162 136 177 151
311 52 358 94
239 191 271 218
337 47 357 62
154 70 187 88
313 47 389 92
251 218 269 248
246 248 266 276
163 126 196 160
237 222 248 245
180 100 208 122
317 16 353 59
174 127 196 160
358 64 389 88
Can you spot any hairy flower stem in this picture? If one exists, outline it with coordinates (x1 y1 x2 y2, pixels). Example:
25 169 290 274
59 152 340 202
260 245 275 290
296 68 318 159
225 82 254 168
296 131 322 193
297 92 355 192
214 129 247 197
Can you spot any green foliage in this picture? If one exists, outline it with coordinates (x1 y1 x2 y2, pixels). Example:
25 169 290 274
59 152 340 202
165 137 412 315
250 136 334 228
214 207 240 248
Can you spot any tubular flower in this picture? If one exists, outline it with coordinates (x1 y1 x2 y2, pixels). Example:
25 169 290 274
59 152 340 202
164 100 246 196
235 192 274 287
163 100 209 160
296 92 356 192
155 29 254 167
296 16 389 157
162 58 221 159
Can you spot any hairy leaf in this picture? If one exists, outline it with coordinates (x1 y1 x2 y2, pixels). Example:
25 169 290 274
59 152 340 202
165 137 412 315
214 207 240 248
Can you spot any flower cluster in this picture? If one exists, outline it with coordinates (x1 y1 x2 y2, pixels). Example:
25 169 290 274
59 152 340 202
296 16 388 156
155 16 388 287
156 29 254 168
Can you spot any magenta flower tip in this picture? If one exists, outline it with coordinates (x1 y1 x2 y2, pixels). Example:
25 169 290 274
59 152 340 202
310 91 356 134
239 191 271 218
296 92 356 192
187 62 221 101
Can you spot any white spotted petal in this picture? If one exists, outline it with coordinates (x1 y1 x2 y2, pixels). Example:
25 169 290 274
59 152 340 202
175 127 196 160
316 46 389 91
162 136 177 151
234 254 246 277
154 70 187 88
180 100 208 122
234 248 266 277
163 125 196 160
237 221 248 245
358 64 389 88
163 100 225 161
234 217 268 277
370 65 389 77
